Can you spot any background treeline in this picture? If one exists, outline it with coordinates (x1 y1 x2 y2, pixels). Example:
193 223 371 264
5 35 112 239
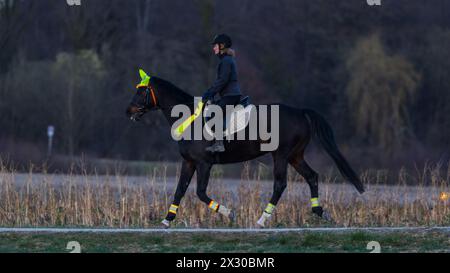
0 0 449 172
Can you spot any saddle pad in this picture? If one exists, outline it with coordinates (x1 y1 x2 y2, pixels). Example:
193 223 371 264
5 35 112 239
204 105 255 137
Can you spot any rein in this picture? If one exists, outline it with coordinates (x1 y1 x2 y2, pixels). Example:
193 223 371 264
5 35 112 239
142 81 204 137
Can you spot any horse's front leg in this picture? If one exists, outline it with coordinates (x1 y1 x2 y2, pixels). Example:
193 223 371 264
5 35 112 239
161 160 196 228
196 162 235 222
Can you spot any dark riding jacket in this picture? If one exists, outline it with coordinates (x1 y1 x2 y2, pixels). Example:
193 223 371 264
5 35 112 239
204 49 241 98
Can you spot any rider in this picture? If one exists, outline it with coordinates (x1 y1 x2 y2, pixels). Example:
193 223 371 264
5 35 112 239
202 34 242 153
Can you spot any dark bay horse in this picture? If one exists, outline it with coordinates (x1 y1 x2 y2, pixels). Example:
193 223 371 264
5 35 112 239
126 71 364 228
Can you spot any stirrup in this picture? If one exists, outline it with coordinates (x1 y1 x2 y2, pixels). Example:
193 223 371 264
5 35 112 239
205 142 225 153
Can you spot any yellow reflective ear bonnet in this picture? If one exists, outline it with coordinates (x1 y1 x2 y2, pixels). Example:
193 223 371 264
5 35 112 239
136 69 151 88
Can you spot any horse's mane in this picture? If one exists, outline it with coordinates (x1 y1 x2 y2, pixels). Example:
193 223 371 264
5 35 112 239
152 76 193 102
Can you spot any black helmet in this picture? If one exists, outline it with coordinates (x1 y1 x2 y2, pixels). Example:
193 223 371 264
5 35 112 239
211 34 232 48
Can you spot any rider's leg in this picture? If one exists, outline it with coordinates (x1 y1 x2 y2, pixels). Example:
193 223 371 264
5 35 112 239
219 95 241 130
205 95 241 153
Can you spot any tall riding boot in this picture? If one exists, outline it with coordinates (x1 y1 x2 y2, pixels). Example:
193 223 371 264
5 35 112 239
205 140 225 153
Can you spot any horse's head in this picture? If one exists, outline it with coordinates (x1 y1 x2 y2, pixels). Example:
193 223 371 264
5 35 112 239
126 69 158 122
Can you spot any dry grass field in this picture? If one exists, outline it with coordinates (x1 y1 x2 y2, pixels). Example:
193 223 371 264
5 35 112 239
0 160 448 229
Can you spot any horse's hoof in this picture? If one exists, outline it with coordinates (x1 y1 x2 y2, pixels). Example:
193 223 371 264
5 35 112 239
322 210 334 222
312 206 324 217
228 210 236 222
161 219 171 229
256 218 265 228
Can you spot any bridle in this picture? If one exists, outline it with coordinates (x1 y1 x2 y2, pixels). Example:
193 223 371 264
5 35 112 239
146 84 158 108
134 80 200 112
136 82 158 110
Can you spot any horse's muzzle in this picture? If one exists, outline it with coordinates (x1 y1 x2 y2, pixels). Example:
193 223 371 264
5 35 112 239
126 105 145 122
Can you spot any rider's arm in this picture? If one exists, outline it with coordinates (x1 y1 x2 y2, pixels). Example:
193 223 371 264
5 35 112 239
204 58 232 98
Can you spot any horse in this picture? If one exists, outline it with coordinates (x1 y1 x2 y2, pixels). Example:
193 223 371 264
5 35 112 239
126 70 365 228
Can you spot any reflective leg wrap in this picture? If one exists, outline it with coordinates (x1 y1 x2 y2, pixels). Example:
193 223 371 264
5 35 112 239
311 198 320 208
311 198 323 217
168 204 179 215
165 204 179 222
264 203 276 214
257 203 275 227
208 200 220 212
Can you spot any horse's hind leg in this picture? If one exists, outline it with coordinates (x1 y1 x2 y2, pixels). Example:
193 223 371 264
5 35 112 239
256 156 288 227
289 153 324 218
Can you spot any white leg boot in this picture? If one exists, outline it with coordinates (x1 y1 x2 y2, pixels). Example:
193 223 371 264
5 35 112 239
256 212 272 228
161 219 170 228
218 205 235 221
257 203 275 228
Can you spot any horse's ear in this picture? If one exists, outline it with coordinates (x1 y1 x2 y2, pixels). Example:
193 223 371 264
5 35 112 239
139 69 149 80
137 68 151 88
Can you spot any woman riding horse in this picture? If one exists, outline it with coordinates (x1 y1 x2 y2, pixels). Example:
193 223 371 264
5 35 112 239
202 34 242 153
125 35 365 229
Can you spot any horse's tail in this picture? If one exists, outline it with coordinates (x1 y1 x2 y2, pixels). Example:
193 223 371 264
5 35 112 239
303 109 365 194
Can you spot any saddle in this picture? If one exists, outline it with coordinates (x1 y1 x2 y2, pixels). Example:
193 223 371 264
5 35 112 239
204 95 254 137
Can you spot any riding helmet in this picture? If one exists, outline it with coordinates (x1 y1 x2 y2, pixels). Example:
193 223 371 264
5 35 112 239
211 34 232 48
